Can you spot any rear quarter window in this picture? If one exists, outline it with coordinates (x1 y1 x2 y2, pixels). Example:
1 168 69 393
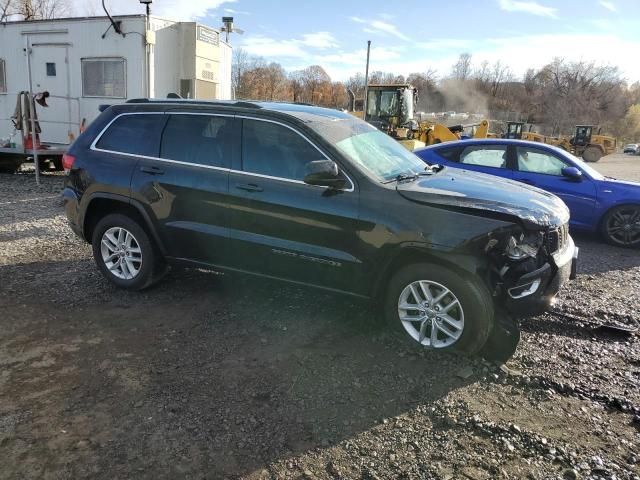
434 146 463 162
95 114 166 157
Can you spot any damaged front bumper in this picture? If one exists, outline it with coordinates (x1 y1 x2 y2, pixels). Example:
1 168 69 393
502 235 578 317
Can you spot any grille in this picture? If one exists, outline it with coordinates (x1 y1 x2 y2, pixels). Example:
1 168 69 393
546 223 569 253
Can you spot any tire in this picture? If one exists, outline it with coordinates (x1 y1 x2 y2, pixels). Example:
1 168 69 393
384 262 494 355
52 156 63 171
582 146 602 163
91 213 165 290
37 158 51 172
600 205 640 248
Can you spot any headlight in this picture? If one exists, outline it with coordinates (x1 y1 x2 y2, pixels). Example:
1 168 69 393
505 233 541 260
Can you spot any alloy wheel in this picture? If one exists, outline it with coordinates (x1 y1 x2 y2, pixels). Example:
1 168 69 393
397 280 464 348
100 227 143 280
606 207 640 246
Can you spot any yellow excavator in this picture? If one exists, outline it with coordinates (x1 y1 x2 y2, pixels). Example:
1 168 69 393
352 83 490 150
500 121 616 162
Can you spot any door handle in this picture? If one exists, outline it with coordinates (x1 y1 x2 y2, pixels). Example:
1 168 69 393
140 165 164 175
235 183 263 192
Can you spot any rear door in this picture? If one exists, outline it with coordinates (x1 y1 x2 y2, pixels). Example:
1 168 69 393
512 145 596 229
225 117 366 293
129 112 236 265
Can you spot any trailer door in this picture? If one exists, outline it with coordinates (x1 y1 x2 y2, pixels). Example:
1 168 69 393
29 44 75 145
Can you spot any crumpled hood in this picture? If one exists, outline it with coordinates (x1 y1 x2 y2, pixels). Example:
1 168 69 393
396 168 570 228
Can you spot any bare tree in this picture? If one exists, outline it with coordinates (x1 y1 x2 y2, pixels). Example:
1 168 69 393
451 53 472 81
1 0 71 21
299 65 331 104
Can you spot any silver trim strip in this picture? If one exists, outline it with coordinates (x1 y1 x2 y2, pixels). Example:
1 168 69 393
90 111 355 192
508 279 541 299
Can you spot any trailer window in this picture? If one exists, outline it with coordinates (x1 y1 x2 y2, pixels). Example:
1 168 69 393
0 59 6 93
82 58 125 98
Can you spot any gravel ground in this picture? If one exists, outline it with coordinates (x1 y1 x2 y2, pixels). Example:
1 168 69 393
0 154 639 480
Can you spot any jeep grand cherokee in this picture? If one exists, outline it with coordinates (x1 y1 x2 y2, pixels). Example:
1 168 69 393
62 99 578 356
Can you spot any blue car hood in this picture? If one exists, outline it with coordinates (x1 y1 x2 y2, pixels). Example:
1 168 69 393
397 168 570 228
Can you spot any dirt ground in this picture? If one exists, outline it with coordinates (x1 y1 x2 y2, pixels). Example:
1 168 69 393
0 154 639 480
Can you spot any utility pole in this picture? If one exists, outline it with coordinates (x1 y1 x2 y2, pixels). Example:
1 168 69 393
363 40 371 122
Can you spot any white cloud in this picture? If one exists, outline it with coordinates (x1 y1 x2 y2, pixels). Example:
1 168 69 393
599 1 617 12
299 32 338 49
350 16 409 41
74 0 236 21
240 35 308 58
497 0 558 18
224 8 250 15
239 32 340 59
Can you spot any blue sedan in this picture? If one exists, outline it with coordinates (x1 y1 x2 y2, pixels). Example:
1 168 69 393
415 139 640 247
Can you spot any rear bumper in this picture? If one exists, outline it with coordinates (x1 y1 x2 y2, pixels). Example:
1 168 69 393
503 236 578 317
61 187 83 239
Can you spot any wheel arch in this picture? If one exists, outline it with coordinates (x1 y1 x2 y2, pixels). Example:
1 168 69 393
370 245 487 301
82 193 166 255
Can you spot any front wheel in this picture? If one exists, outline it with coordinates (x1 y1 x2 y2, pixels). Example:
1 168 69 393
582 146 602 163
601 205 640 247
384 262 494 355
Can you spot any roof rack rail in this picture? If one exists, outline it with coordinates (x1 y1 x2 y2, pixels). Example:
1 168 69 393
124 98 262 109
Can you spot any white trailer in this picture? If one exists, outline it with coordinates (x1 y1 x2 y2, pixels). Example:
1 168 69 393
0 14 232 174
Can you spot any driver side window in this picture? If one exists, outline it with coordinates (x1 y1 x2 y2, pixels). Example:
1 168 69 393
516 147 567 176
242 119 321 181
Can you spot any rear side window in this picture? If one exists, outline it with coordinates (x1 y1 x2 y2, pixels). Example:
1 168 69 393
96 114 165 157
435 146 463 162
460 145 508 169
242 119 322 181
160 114 233 168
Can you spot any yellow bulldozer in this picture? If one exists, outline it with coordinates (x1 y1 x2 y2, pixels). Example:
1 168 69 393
498 121 616 162
352 83 490 150
552 125 617 163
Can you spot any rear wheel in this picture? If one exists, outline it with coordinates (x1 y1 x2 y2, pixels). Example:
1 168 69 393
91 213 165 290
601 205 640 247
384 262 494 355
582 146 602 163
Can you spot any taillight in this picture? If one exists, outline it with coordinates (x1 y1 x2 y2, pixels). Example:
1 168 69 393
62 153 76 172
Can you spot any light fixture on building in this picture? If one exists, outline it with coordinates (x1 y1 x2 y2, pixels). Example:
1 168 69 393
139 0 152 15
220 16 244 43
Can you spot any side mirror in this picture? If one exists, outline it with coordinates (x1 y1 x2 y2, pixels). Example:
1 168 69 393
562 166 583 181
303 160 347 189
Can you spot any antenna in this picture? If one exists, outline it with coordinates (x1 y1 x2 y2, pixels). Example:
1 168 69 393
220 16 244 43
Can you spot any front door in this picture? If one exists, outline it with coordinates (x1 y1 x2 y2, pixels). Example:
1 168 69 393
225 117 365 293
30 45 76 144
512 145 596 229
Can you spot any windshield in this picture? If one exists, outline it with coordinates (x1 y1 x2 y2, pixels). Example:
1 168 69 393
367 90 399 118
335 130 426 182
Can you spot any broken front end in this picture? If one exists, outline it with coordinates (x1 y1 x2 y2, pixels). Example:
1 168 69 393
485 222 578 317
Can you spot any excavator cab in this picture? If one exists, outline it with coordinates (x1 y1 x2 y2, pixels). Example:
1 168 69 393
365 84 418 138
503 121 524 139
572 125 593 146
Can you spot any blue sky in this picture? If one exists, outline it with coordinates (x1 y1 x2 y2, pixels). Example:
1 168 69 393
88 0 640 81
